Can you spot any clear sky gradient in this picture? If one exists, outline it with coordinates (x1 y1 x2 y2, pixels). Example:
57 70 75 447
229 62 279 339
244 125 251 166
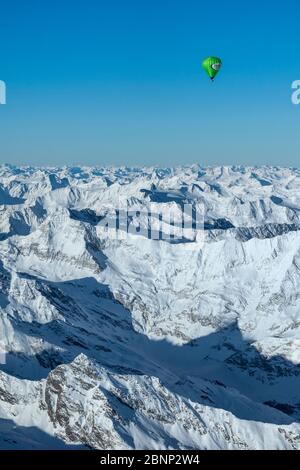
0 0 299 167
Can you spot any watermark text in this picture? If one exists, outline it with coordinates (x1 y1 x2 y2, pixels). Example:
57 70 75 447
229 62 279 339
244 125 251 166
291 80 300 105
0 80 6 105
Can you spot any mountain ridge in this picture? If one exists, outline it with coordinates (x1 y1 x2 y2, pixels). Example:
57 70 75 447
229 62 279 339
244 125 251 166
1 164 300 449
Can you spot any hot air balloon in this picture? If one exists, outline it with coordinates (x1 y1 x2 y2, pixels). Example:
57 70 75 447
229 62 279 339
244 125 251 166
202 56 222 81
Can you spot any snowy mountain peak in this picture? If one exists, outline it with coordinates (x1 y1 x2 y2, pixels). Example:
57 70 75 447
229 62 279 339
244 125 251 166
1 165 300 449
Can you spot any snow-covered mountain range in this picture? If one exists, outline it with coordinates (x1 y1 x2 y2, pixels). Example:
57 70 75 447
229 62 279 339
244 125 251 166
1 164 300 449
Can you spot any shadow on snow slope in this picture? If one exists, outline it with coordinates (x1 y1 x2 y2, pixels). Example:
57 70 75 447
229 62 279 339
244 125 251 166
0 275 300 425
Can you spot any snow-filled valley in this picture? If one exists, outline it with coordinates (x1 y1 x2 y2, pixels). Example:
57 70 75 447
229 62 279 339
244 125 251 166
1 164 300 449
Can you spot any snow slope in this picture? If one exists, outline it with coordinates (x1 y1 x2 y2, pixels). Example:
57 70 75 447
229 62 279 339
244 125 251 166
1 164 300 449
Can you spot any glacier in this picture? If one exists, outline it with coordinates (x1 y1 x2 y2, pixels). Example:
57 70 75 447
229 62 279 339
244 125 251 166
1 164 300 449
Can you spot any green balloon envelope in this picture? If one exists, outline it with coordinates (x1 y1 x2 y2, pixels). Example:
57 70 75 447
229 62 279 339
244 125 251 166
202 56 222 81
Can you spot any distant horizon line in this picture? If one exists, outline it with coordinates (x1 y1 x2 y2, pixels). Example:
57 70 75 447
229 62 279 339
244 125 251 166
0 162 299 171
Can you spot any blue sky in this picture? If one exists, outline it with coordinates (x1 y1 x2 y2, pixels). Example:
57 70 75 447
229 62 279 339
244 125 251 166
0 0 299 167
